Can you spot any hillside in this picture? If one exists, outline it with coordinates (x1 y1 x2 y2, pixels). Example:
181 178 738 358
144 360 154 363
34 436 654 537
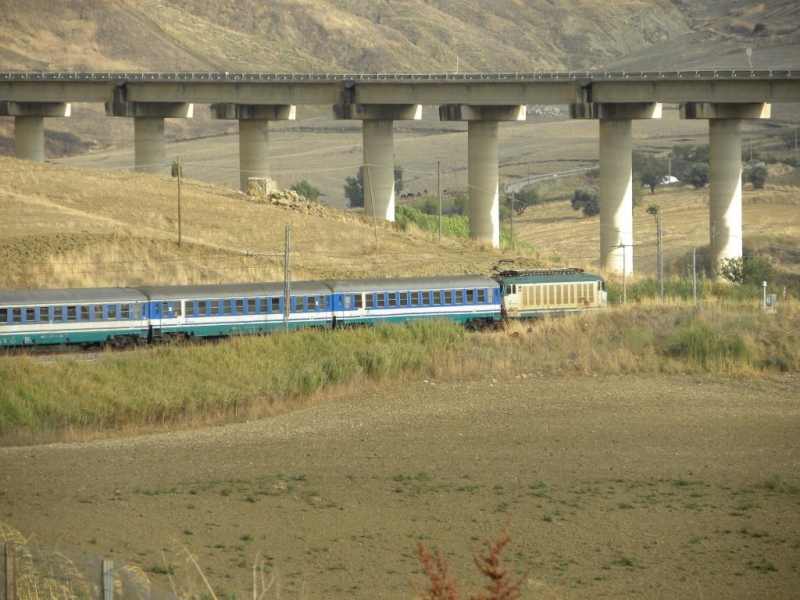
1 0 798 75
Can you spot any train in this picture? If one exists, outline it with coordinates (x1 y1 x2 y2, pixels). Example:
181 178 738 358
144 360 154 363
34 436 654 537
0 269 606 349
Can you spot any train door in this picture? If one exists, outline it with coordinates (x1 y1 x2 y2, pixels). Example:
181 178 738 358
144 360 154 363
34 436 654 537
502 283 520 318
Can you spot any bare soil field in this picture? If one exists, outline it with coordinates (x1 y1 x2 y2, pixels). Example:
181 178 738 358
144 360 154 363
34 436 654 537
1 374 799 599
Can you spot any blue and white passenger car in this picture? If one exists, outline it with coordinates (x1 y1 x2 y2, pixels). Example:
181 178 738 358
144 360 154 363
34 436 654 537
137 281 334 341
324 275 502 328
0 287 149 348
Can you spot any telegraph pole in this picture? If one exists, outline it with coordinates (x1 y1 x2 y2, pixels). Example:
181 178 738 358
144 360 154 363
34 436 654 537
283 226 291 333
657 215 663 301
437 158 442 242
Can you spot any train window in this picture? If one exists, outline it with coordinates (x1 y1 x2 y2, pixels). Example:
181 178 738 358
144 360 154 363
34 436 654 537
0 308 7 324
366 294 374 309
422 291 431 305
185 302 195 317
388 293 397 308
40 307 49 322
307 296 317 311
410 292 419 307
354 294 363 309
222 300 232 315
67 306 77 322
478 289 487 303
433 291 442 305
441 291 450 305
271 297 281 313
399 292 408 307
92 305 102 321
210 301 220 316
197 301 207 316
26 307 36 323
79 306 90 321
377 294 386 309
107 305 117 320
119 304 129 319
246 299 256 314
234 299 243 315
12 308 22 324
466 289 475 303
455 290 464 304
52 306 63 322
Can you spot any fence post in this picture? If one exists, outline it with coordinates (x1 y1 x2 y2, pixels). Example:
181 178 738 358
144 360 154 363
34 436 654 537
102 559 114 600
4 541 16 600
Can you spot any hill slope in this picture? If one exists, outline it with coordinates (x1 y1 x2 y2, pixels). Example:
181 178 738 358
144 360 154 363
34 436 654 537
4 0 798 74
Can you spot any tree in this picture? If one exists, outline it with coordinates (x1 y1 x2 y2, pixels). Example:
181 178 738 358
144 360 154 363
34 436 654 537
746 164 767 189
507 186 541 216
344 168 364 208
641 166 665 194
452 193 468 216
685 163 709 189
571 186 600 217
646 204 660 217
780 128 798 151
394 165 404 195
290 179 320 202
718 253 774 285
343 165 405 208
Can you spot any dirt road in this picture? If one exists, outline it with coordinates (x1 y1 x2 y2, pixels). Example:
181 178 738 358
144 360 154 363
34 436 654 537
1 374 799 599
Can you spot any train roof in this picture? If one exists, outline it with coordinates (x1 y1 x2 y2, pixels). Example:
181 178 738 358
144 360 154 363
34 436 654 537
322 275 498 294
0 287 147 306
136 281 331 300
495 269 604 284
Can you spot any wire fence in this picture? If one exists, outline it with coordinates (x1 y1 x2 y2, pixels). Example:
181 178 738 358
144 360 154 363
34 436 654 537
1 541 180 600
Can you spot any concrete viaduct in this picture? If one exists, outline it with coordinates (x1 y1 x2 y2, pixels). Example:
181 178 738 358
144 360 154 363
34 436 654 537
1 70 799 274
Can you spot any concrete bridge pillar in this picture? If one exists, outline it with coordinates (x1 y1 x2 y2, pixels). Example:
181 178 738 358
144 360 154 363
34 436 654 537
570 103 662 274
334 103 422 221
211 103 296 192
680 103 771 274
439 105 526 248
0 101 71 162
106 92 193 174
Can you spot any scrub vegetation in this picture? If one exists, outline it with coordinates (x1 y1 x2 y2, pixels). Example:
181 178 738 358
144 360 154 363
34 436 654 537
2 297 797 443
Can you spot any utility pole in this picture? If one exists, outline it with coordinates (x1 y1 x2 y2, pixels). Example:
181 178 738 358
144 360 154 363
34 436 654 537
657 215 663 301
175 156 182 248
511 197 515 249
693 247 697 306
437 158 442 243
621 243 627 305
283 226 291 333
365 164 378 246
